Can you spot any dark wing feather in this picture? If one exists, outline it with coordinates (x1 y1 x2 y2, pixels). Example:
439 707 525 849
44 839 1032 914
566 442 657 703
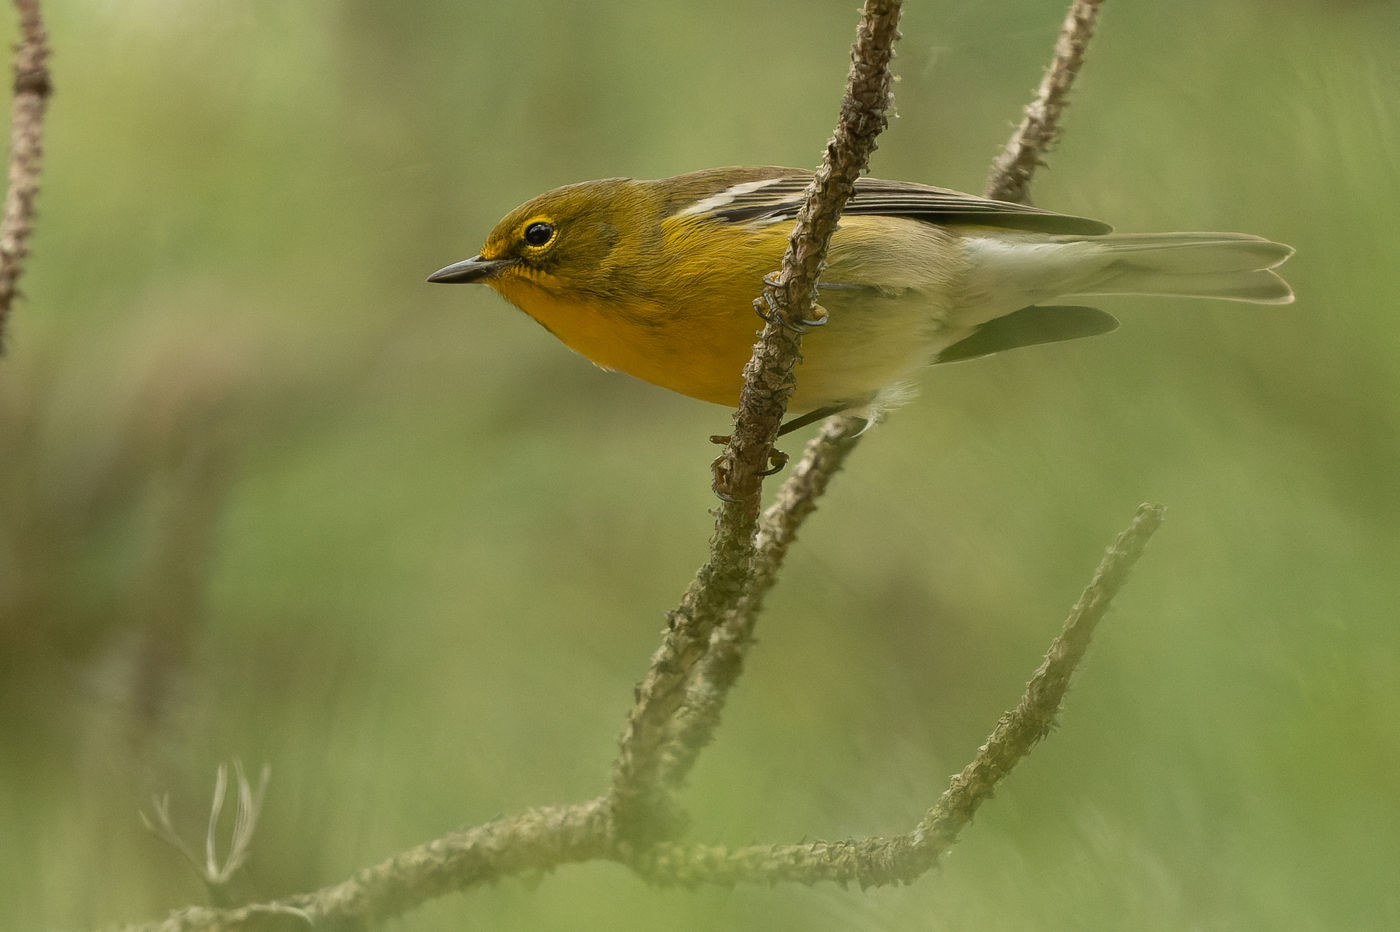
934 305 1120 364
705 170 1111 236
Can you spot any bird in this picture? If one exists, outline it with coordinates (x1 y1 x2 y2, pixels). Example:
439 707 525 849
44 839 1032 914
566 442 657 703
428 166 1293 432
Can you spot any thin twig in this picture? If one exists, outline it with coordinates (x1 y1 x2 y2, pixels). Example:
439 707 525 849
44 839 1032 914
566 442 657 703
656 414 867 788
986 0 1103 203
140 763 273 910
608 0 902 842
908 502 1163 867
0 0 52 351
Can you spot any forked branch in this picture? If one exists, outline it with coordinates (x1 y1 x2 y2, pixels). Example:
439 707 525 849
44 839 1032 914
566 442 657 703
637 0 1113 815
608 0 903 843
631 503 1165 887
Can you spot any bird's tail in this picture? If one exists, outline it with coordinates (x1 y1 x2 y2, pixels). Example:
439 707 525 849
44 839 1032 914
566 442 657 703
1065 232 1294 304
965 231 1295 310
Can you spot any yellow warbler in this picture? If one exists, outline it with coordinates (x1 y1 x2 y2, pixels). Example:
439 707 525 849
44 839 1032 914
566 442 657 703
428 166 1293 428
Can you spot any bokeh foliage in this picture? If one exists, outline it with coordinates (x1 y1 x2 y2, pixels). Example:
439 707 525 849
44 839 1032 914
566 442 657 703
2 1 1397 928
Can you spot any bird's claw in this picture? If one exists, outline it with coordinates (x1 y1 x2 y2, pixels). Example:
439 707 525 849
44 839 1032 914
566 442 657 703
753 273 829 332
709 434 790 498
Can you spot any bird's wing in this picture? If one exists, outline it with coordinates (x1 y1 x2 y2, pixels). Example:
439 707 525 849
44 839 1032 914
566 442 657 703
678 168 1112 236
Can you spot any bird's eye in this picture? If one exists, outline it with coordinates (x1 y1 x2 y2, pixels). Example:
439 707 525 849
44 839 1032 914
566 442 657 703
523 221 555 247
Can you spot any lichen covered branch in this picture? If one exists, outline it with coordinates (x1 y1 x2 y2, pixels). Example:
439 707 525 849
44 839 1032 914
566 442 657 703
986 0 1103 203
609 0 902 842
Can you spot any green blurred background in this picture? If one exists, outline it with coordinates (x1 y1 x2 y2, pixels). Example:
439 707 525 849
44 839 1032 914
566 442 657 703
2 0 1396 928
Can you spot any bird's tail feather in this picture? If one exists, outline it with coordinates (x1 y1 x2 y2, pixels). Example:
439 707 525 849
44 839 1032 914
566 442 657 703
963 231 1295 312
1070 233 1294 305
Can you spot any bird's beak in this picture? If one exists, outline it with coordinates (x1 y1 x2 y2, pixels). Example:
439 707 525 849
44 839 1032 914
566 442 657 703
426 255 513 284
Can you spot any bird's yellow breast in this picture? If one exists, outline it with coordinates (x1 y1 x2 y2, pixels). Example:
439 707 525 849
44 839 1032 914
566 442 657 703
489 215 966 413
490 273 763 407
